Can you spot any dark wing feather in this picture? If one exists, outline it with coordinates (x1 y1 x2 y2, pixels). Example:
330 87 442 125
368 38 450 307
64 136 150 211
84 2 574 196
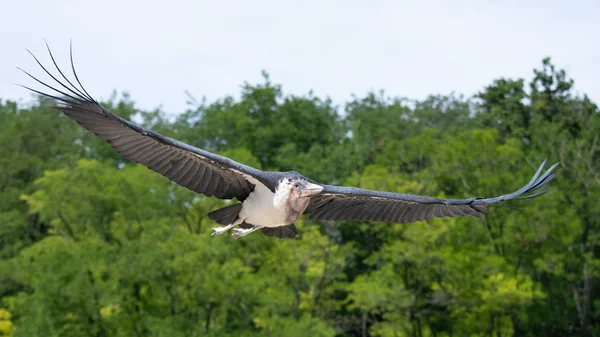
261 224 299 239
19 43 269 201
305 160 559 223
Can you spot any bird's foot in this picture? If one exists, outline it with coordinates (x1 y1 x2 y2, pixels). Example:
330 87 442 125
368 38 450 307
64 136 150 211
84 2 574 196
231 227 259 240
211 224 235 236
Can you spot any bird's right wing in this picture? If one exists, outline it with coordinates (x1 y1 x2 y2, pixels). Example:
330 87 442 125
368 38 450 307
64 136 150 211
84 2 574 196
19 43 269 202
305 160 558 223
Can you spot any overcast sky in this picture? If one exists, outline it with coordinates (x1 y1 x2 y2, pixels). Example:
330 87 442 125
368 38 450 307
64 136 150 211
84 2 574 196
2 0 598 115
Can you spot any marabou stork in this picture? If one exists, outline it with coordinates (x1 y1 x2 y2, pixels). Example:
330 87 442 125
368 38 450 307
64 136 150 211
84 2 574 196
19 44 559 239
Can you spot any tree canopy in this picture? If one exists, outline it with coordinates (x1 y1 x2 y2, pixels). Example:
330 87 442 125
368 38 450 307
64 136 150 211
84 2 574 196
1 57 598 337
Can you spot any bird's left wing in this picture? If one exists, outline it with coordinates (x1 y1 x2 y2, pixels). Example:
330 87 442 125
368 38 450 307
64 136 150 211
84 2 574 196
19 44 270 202
305 160 558 223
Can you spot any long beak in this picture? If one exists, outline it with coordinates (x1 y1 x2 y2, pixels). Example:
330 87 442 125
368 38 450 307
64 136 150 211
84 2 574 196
300 182 324 198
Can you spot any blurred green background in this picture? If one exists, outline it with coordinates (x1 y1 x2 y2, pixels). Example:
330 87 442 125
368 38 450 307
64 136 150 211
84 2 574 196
1 57 598 337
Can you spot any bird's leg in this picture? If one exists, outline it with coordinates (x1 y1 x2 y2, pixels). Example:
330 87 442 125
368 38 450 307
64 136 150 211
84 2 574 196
211 224 235 236
231 226 260 240
211 218 242 236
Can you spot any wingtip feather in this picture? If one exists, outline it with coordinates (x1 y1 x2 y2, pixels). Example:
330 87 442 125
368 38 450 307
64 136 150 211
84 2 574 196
486 159 559 205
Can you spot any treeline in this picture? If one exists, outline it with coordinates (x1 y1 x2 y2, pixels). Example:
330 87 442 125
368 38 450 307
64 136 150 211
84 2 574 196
0 57 598 337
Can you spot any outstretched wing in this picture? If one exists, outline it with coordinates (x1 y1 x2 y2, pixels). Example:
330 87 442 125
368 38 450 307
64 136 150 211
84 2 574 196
19 43 271 201
305 160 558 223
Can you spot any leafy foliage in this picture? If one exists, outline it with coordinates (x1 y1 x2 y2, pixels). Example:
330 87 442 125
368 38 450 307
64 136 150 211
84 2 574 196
1 57 599 336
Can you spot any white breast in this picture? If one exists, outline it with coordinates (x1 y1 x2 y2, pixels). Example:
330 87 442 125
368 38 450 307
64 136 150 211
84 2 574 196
238 176 288 228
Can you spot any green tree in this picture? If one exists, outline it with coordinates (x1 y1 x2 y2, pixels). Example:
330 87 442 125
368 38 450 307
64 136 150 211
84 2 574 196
2 57 599 337
0 308 14 337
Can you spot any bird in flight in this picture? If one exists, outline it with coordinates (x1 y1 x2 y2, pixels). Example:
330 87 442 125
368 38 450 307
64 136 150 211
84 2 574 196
19 43 559 240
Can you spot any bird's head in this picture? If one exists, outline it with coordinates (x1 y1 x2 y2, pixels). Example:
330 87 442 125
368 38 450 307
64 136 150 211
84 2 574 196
274 177 324 221
273 177 323 223
279 177 324 199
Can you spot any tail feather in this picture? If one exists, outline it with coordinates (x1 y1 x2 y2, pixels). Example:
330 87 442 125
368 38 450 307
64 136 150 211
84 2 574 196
207 203 242 225
261 224 299 239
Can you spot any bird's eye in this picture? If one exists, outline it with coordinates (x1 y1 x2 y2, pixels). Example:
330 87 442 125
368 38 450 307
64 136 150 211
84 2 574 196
294 183 299 188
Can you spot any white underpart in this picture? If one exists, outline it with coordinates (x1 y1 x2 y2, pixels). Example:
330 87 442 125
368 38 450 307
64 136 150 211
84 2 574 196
238 175 289 228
